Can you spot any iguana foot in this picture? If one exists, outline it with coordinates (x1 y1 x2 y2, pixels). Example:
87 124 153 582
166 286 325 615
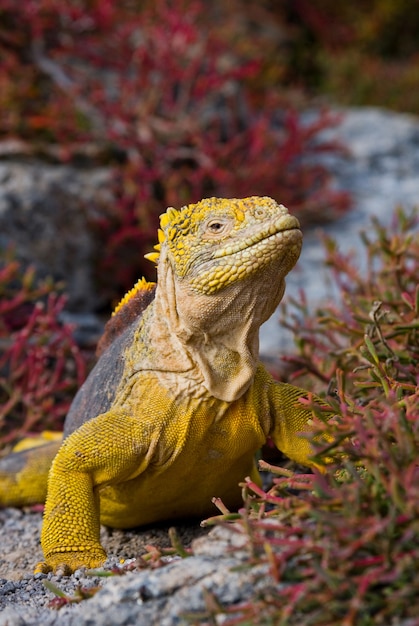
34 548 106 576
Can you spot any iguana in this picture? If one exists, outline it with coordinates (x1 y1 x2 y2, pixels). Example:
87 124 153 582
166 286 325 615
0 196 325 575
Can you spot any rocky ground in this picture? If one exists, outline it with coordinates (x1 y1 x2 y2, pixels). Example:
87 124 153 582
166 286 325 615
0 508 262 626
0 505 206 623
1 106 419 624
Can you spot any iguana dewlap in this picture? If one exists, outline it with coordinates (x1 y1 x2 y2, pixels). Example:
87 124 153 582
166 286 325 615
0 197 321 574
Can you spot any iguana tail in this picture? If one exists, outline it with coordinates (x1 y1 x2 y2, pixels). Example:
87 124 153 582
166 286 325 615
0 433 62 507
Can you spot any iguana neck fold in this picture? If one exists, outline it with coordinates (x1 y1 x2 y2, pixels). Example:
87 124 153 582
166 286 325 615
146 248 287 402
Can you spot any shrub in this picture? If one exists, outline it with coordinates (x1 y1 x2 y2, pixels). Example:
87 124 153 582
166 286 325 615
201 207 419 625
0 0 349 300
281 207 418 396
0 250 86 447
255 0 419 113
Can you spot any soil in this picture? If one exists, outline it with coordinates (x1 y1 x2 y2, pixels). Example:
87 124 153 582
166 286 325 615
0 506 208 618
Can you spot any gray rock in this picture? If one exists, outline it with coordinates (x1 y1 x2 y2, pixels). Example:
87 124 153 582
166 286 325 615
0 526 271 626
0 581 16 596
67 556 266 626
0 607 27 626
0 160 112 312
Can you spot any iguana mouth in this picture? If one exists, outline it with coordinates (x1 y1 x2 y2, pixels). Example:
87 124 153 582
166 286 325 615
213 214 301 259
189 214 302 295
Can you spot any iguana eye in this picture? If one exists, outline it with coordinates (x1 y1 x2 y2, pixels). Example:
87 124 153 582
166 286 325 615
208 221 224 232
203 218 233 239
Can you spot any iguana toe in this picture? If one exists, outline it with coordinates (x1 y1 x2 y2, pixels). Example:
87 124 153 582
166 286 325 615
34 548 106 576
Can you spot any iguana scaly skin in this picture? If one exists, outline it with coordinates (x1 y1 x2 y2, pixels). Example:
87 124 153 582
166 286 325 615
0 196 323 575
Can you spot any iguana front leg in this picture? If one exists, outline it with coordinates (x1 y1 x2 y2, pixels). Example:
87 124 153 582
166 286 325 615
268 380 331 467
35 410 153 574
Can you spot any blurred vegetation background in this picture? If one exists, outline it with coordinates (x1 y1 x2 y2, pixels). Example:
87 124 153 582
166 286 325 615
2 0 419 139
2 0 418 300
1 6 418 621
0 0 418 439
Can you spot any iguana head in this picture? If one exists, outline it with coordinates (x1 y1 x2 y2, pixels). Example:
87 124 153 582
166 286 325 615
147 196 302 296
144 197 302 402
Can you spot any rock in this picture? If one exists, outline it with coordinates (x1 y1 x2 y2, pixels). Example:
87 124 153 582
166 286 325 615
67 557 268 626
0 526 272 626
73 526 266 626
0 160 112 312
0 607 27 626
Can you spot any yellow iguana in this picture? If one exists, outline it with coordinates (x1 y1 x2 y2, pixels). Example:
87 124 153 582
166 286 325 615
0 196 325 575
